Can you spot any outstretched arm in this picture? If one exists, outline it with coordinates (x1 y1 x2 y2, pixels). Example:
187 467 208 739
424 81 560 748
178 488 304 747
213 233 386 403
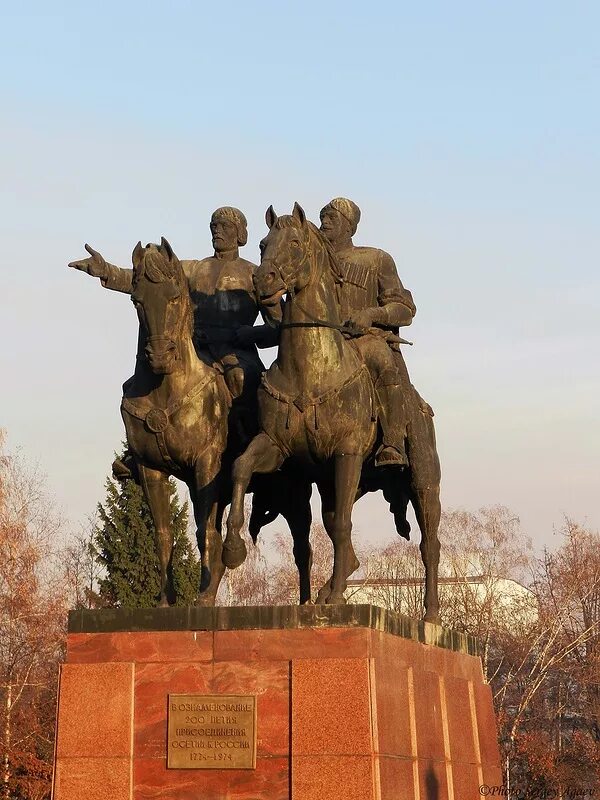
252 312 281 348
234 295 281 349
68 244 133 294
233 320 280 349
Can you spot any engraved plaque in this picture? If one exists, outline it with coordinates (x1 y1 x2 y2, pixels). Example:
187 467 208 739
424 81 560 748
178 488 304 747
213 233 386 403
167 694 257 769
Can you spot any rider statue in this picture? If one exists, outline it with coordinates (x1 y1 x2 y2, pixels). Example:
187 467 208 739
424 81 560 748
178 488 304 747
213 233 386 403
69 206 276 473
319 197 416 467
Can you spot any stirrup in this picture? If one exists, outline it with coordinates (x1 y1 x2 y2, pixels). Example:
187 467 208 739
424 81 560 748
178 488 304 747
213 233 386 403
112 458 132 481
375 445 408 468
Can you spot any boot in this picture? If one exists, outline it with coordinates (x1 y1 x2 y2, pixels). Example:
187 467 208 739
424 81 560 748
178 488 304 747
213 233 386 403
374 381 409 467
112 450 135 481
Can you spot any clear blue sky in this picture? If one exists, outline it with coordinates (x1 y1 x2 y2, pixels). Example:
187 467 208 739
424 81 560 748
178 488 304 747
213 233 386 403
1 1 598 550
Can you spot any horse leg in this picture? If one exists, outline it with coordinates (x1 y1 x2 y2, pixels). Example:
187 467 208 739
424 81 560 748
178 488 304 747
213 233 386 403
283 476 313 604
412 485 441 624
314 490 335 605
194 498 224 606
138 465 173 607
223 432 285 569
408 402 442 623
188 459 221 606
195 500 227 605
318 454 362 605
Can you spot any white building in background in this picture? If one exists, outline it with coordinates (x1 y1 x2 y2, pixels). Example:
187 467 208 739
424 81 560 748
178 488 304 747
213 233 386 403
346 573 538 625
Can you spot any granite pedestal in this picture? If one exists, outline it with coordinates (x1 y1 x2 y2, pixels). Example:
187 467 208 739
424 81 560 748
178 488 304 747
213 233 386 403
52 605 502 800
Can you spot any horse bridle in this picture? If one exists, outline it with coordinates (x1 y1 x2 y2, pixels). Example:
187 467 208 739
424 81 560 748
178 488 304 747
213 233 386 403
135 277 189 366
264 229 368 337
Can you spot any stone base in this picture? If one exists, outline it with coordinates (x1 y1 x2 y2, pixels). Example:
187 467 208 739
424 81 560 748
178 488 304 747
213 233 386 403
53 605 502 800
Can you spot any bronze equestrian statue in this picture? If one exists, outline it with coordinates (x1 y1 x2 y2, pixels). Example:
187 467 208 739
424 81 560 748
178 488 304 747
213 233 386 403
68 215 314 605
73 238 232 606
223 204 442 622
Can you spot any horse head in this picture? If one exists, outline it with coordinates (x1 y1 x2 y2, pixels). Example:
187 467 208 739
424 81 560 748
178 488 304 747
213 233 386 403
131 237 192 375
254 203 316 320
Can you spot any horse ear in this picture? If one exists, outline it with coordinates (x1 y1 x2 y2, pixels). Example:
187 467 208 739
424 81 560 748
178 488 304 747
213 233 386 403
292 202 307 226
132 241 144 268
265 205 278 229
160 236 174 261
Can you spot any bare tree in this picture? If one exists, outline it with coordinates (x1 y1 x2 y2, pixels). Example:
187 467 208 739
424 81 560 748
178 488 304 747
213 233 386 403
346 540 426 618
492 520 600 793
438 506 536 679
61 516 103 610
0 432 67 800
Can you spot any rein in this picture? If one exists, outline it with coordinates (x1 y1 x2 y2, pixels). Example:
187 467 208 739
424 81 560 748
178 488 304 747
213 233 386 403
266 222 415 346
280 286 412 345
274 238 364 337
280 314 365 338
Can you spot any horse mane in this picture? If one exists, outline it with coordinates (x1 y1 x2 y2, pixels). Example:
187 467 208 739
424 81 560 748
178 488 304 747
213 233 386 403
133 243 185 288
273 216 344 284
133 243 193 338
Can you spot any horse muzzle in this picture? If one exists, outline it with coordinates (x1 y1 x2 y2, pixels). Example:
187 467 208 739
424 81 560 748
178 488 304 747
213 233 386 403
145 338 178 374
254 264 287 306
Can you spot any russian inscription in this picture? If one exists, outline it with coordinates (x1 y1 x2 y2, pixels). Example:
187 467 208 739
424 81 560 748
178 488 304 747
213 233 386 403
167 694 257 769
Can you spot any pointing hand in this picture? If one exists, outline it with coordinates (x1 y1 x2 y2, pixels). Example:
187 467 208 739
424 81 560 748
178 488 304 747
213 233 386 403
68 244 108 280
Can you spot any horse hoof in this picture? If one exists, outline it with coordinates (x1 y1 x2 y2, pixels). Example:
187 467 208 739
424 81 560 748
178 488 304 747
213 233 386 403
325 592 347 605
195 593 216 608
222 539 247 569
424 612 441 625
315 588 330 604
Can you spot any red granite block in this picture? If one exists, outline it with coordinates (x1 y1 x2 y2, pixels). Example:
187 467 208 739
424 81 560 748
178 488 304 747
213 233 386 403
421 641 450 675
473 681 502 766
372 659 413 758
291 658 373 756
377 756 416 800
421 642 482 683
412 670 445 762
67 630 213 664
56 662 133 759
445 675 477 764
417 759 449 800
134 755 288 800
370 630 424 672
482 761 504 785
449 651 483 682
212 660 290 757
134 661 212 760
214 626 370 661
292 755 375 800
53 757 131 800
451 761 481 797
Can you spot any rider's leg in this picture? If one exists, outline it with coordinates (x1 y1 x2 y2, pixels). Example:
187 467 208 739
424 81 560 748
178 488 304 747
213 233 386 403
224 349 262 449
374 372 409 466
354 336 409 466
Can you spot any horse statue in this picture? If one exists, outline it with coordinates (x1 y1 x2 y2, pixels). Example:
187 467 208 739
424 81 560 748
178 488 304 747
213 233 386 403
222 204 442 622
81 237 313 606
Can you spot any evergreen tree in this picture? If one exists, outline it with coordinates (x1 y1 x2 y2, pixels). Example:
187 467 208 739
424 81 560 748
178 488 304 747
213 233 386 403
93 472 200 607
